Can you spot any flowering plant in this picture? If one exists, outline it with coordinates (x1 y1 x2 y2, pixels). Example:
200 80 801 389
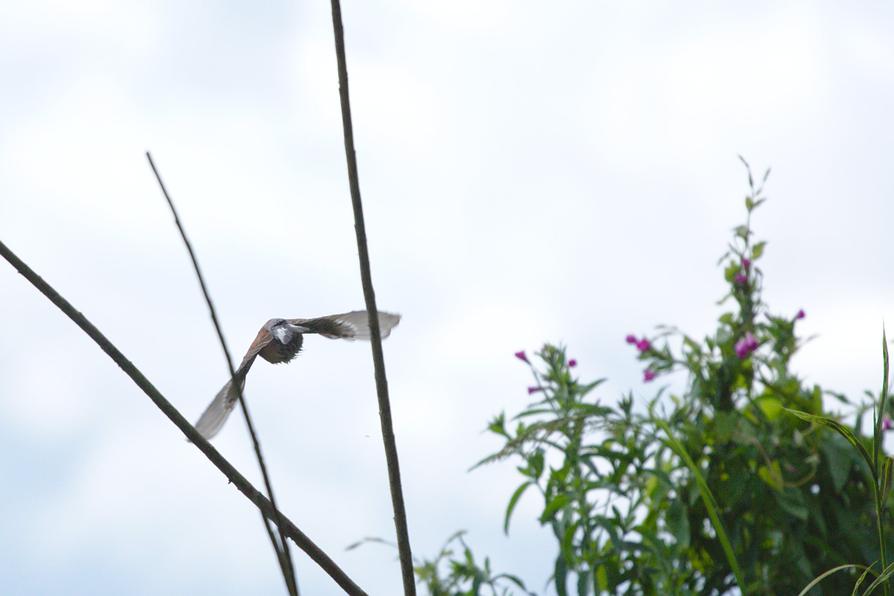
418 164 892 595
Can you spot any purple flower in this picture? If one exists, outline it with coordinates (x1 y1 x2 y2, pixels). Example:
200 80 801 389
796 309 806 320
527 386 544 395
734 332 759 359
742 258 751 270
514 350 529 364
568 358 577 368
625 334 638 345
884 416 892 432
643 369 657 382
734 272 748 285
636 338 651 353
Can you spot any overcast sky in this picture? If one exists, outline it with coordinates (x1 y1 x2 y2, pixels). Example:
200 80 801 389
1 2 893 594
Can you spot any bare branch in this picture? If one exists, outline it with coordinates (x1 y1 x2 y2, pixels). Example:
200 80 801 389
0 239 368 596
145 151 299 596
328 2 416 594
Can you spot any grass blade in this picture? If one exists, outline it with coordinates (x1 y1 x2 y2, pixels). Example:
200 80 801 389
796 564 866 596
863 560 894 595
854 563 878 596
654 418 745 591
785 409 875 480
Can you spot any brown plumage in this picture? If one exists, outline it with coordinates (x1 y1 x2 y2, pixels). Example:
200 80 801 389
195 310 401 439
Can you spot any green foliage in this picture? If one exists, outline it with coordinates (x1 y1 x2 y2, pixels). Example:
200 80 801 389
350 533 533 596
654 417 744 591
788 330 892 595
416 163 894 595
413 532 534 596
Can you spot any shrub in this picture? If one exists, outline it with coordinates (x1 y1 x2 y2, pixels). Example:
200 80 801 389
420 164 892 595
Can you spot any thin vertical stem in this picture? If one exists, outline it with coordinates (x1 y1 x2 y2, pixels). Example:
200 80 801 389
327 2 416 594
146 153 299 596
877 329 891 595
876 486 889 596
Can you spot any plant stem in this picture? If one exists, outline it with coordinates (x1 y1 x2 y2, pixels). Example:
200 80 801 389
327 1 416 594
146 152 299 596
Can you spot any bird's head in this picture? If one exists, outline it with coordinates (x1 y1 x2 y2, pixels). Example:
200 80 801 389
263 318 286 331
264 318 309 345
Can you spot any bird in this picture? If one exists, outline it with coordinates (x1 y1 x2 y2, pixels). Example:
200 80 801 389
195 310 401 440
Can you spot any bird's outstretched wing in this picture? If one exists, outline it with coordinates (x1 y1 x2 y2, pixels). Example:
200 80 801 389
194 327 273 440
195 310 401 440
290 310 401 340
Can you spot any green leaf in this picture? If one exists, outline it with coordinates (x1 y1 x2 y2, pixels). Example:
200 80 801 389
883 457 894 505
883 325 890 416
596 565 608 592
876 327 890 477
567 402 613 417
540 494 572 524
758 461 784 492
784 408 875 480
714 411 738 443
560 523 576 561
756 396 783 421
487 412 507 436
518 449 544 480
724 263 740 282
666 499 690 549
493 573 529 590
683 335 702 355
811 385 824 415
513 408 557 419
775 488 809 521
554 553 569 596
576 569 592 596
578 379 607 396
751 241 766 260
820 433 855 493
504 481 532 535
645 474 659 498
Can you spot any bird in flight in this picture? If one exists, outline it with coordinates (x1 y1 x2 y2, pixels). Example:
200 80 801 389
195 310 401 439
